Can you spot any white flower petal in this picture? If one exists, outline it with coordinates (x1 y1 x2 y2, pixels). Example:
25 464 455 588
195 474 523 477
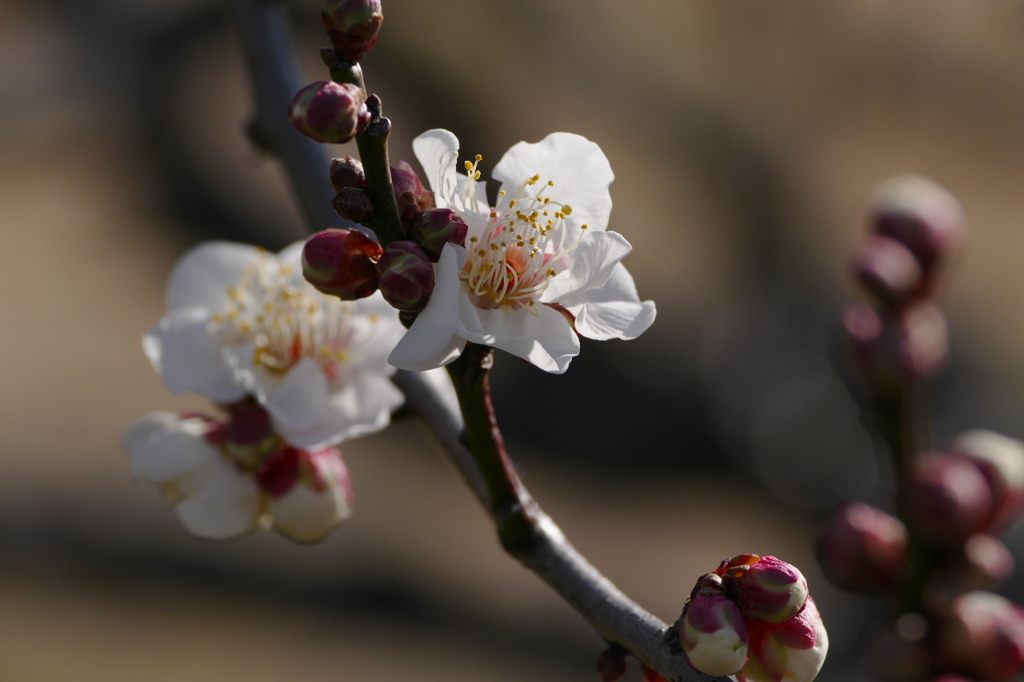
456 298 580 374
413 129 461 209
541 230 633 303
173 457 263 540
389 244 468 371
270 451 353 543
166 241 261 312
143 307 247 404
492 132 613 235
569 263 657 341
264 358 330 432
123 412 219 483
276 374 403 449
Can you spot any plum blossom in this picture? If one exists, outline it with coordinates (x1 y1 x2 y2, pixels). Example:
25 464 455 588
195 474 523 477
143 240 405 449
123 411 354 542
388 129 656 374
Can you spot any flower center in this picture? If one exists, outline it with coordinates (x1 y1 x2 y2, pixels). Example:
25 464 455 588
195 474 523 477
210 252 378 379
458 157 587 311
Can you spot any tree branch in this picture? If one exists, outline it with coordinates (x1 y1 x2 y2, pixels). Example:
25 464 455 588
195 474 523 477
226 2 726 679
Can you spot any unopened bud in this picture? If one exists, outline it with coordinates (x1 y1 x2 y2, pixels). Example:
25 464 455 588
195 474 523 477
377 241 435 312
843 301 948 392
949 430 1024 533
741 597 829 682
329 155 366 193
816 501 909 593
960 533 1016 587
302 228 382 300
867 623 929 682
412 208 469 261
259 446 354 543
938 591 1024 682
332 186 374 223
721 554 809 623
322 0 383 63
680 575 749 676
596 646 627 682
392 160 435 225
288 80 370 144
870 175 966 273
907 453 994 547
852 235 923 307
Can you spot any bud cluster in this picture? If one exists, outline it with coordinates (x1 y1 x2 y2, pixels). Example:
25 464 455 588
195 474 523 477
303 154 471 316
678 554 827 682
844 176 965 394
831 177 1024 680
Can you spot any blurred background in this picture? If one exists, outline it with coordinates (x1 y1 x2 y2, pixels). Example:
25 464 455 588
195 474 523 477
4 0 1024 679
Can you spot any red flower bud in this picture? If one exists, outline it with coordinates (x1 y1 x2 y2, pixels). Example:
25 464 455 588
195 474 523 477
870 175 966 274
722 554 809 624
322 0 383 63
596 647 627 682
377 241 435 312
843 301 948 393
938 591 1024 682
288 80 370 144
816 501 909 593
949 430 1024 533
391 160 436 225
329 155 366 193
302 228 382 300
332 186 374 223
906 453 994 547
413 208 469 261
852 235 923 308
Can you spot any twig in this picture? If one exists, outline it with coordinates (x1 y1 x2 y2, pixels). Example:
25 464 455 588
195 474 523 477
227 2 726 679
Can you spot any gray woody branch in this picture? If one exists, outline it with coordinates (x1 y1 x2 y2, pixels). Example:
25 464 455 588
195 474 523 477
226 2 726 680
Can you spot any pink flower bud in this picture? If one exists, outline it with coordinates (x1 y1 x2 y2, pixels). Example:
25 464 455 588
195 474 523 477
722 554 809 624
377 241 435 313
949 430 1024 533
815 501 909 593
680 577 750 676
288 81 370 144
843 301 948 392
906 453 994 547
302 228 382 300
870 175 966 273
329 155 365 193
332 186 375 223
852 235 923 308
412 208 469 261
322 0 383 63
258 446 355 543
739 597 828 682
937 591 1024 682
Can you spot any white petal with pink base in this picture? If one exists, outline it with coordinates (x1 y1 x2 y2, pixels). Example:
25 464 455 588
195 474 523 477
389 129 656 374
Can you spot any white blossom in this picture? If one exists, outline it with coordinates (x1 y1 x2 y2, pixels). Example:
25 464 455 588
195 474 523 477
143 241 405 448
389 130 656 374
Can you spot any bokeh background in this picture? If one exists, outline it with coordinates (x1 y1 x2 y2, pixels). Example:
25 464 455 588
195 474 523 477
4 0 1024 679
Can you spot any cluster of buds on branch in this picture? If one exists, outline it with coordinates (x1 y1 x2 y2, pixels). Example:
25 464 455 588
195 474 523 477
822 176 1024 681
677 555 827 681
